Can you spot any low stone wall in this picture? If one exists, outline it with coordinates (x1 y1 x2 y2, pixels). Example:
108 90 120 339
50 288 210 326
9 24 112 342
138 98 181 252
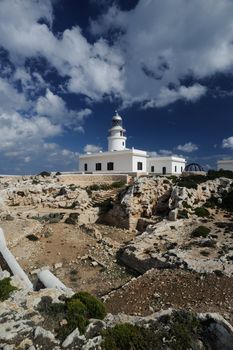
60 173 129 187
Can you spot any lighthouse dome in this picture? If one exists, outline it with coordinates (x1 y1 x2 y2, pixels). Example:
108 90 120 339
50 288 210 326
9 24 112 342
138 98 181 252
112 111 122 127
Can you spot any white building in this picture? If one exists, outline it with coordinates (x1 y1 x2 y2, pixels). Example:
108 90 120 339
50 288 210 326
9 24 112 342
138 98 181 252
78 112 186 175
217 159 233 172
147 156 185 175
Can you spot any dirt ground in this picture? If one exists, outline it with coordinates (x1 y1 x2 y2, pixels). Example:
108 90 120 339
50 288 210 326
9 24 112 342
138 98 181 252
105 268 233 324
8 220 135 296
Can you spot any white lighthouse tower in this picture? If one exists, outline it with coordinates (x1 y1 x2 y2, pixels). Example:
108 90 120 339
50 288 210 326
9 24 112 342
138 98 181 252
108 111 127 152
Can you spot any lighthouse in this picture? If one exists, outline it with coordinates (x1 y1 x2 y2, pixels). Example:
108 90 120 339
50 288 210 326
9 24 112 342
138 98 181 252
108 111 127 152
78 111 185 174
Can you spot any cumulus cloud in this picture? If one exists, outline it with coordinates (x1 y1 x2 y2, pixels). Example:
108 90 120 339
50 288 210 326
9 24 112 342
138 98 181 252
2 0 233 109
145 84 206 108
36 89 92 129
177 142 199 153
0 0 124 102
83 144 102 153
222 136 233 150
91 0 233 107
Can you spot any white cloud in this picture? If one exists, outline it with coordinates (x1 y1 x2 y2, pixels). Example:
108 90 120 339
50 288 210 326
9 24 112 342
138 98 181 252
83 144 102 153
145 84 207 108
91 0 233 107
36 89 92 129
222 136 233 150
159 149 173 156
1 0 230 108
177 142 199 153
0 1 125 102
0 77 28 113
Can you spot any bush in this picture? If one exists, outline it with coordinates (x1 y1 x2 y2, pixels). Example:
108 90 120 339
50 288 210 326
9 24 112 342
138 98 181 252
96 198 114 213
102 311 201 350
70 291 106 320
221 190 233 212
111 181 125 189
192 226 210 238
0 278 17 301
26 234 39 241
194 207 210 217
207 169 233 180
38 171 51 177
38 292 106 341
102 323 147 350
177 175 206 189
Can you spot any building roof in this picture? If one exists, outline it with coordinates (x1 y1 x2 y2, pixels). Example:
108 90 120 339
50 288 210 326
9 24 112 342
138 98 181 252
79 148 148 159
148 156 186 162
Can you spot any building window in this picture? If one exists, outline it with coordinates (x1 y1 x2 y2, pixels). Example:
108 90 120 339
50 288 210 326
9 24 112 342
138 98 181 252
107 162 114 171
96 163 102 171
120 131 123 136
162 166 166 175
181 166 183 172
151 166 154 172
175 166 177 172
122 141 124 146
137 162 143 171
84 163 88 171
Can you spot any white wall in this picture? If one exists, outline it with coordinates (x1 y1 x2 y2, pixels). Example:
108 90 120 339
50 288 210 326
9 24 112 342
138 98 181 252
217 160 233 172
132 155 147 172
147 158 185 175
79 152 147 173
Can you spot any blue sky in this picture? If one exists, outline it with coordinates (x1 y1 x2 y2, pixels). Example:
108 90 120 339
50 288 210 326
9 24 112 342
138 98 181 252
0 0 233 174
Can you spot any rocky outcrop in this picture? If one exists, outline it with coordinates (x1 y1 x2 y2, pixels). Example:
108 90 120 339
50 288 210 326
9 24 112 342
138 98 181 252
102 176 233 229
103 176 173 230
118 217 233 276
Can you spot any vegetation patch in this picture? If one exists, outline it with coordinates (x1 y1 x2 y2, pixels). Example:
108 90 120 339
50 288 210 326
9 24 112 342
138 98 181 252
192 226 210 238
26 234 39 241
95 198 114 213
176 170 233 190
102 310 201 350
221 190 233 212
0 278 17 301
194 207 210 218
38 171 51 177
64 213 79 225
32 213 64 224
176 175 206 189
86 181 125 194
38 292 106 341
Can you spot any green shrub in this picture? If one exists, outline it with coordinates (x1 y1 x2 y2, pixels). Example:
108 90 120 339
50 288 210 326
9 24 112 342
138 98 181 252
194 207 210 217
192 226 210 238
96 198 113 213
102 311 201 350
111 181 125 189
38 292 106 341
221 190 233 212
65 299 89 335
26 234 39 241
102 323 147 350
0 278 17 301
207 169 233 180
38 171 51 177
70 291 106 320
177 175 206 189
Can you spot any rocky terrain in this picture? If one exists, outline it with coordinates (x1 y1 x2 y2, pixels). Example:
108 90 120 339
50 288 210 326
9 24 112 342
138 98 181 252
0 171 233 349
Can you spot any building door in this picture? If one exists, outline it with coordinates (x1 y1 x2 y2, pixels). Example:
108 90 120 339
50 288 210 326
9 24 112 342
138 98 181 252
151 166 154 173
162 166 166 175
84 163 88 171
